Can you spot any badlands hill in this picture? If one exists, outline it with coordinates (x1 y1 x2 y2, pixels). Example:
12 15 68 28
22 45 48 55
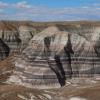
0 21 100 100
7 24 100 88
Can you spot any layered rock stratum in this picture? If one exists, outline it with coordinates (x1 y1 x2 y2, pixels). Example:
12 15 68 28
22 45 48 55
7 24 100 88
1 21 100 100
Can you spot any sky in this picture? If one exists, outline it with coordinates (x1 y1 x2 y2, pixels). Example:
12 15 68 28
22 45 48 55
0 0 100 21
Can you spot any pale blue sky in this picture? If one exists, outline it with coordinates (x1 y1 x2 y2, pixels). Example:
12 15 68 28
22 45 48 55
0 0 100 21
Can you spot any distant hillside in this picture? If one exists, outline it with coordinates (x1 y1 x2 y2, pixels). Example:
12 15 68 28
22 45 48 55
0 20 100 31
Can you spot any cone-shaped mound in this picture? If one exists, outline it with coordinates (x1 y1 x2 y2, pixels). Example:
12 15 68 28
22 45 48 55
7 26 100 88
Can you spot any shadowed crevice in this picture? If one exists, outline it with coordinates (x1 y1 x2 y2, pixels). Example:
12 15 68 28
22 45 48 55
54 55 66 86
64 34 74 78
44 37 51 49
44 36 51 57
47 58 66 86
44 36 66 86
0 38 10 57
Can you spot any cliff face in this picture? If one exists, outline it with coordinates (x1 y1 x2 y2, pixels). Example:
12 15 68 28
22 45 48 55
7 25 100 88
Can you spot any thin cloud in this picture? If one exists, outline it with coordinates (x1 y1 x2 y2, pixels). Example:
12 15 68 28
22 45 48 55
12 1 31 9
0 1 8 8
